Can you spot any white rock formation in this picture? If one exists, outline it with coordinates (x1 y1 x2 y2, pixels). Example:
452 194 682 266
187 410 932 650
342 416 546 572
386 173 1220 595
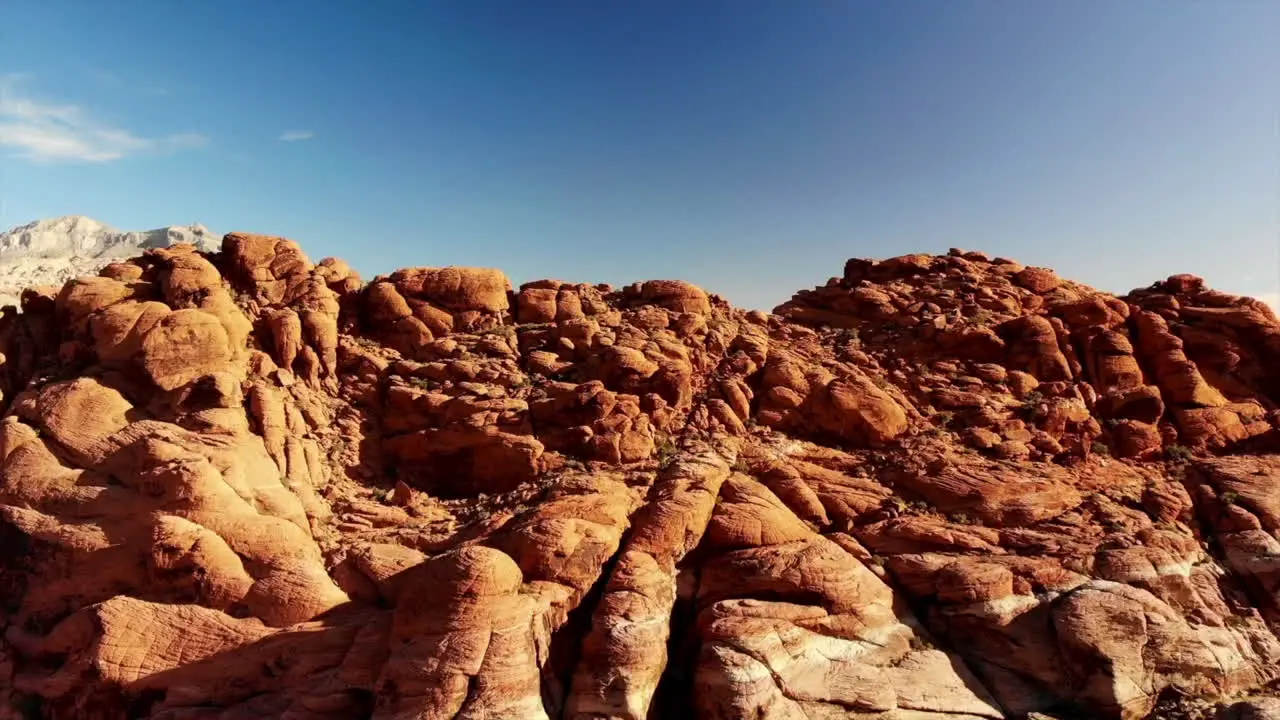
0 216 218 308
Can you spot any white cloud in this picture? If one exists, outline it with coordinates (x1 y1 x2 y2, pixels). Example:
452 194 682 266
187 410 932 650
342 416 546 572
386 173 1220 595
279 130 315 142
0 76 206 164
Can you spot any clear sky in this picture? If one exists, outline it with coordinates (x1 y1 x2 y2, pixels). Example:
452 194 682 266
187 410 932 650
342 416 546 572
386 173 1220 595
1 1 1277 310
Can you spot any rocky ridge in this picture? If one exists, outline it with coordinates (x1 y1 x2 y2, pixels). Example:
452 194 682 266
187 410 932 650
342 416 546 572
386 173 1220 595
0 217 218 308
1 237 1280 719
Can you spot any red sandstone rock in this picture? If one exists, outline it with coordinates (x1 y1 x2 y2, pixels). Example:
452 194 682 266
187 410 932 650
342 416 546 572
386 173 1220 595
1 241 1279 719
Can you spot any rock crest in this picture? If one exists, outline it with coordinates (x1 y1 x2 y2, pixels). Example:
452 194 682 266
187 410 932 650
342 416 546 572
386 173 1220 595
1 242 1280 718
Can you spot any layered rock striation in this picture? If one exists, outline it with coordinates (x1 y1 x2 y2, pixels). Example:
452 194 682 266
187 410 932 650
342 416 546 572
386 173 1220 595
1 240 1280 719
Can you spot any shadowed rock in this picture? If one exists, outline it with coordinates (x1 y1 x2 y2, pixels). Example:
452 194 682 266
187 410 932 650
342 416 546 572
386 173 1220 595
1 240 1279 719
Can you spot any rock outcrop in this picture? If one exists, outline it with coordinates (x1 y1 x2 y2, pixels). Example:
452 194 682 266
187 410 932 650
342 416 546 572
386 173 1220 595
2 241 1280 719
0 216 219 309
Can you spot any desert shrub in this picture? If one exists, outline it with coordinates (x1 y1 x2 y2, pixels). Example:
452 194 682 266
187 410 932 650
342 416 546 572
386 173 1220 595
907 499 935 513
1019 390 1046 419
231 290 256 313
655 438 678 468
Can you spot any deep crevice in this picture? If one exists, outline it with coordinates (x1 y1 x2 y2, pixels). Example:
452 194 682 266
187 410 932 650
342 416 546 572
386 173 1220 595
459 670 483 714
542 542 628 719
1176 462 1280 632
874 557 1017 717
544 466 671 719
648 564 702 720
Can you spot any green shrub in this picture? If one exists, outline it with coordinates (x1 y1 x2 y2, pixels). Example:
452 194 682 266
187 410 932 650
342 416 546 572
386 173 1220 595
1019 390 1046 419
907 499 935 513
655 438 678 468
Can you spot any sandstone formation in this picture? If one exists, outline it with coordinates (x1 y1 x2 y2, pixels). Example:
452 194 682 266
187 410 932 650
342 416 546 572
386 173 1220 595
0 216 219 309
2 240 1280 719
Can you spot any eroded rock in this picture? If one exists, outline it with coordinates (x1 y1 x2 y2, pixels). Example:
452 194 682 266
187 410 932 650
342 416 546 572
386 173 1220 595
1 239 1280 719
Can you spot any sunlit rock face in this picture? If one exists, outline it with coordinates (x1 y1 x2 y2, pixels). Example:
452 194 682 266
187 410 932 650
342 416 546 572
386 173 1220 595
3 239 1280 719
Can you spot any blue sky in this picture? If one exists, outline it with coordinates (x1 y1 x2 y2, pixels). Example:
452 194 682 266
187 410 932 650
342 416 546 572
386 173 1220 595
1 1 1277 310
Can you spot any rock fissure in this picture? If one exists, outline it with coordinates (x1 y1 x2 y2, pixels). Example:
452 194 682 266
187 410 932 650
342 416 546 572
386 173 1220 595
3 241 1280 718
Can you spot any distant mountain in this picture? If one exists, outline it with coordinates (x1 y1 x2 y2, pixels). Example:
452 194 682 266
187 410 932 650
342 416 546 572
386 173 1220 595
0 216 218 308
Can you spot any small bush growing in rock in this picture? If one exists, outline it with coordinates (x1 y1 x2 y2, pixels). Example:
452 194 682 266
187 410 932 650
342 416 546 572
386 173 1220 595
907 499 935 514
655 438 679 468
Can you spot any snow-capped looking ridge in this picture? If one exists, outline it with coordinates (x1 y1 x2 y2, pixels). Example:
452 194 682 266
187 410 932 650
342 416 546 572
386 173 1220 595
0 215 218 259
0 216 220 308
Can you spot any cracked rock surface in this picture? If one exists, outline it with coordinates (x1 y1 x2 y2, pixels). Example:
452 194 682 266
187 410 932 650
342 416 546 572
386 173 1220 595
2 240 1280 719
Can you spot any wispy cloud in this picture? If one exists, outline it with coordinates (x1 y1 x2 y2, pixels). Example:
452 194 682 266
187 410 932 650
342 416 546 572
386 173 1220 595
279 130 316 142
0 76 206 164
83 66 171 97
